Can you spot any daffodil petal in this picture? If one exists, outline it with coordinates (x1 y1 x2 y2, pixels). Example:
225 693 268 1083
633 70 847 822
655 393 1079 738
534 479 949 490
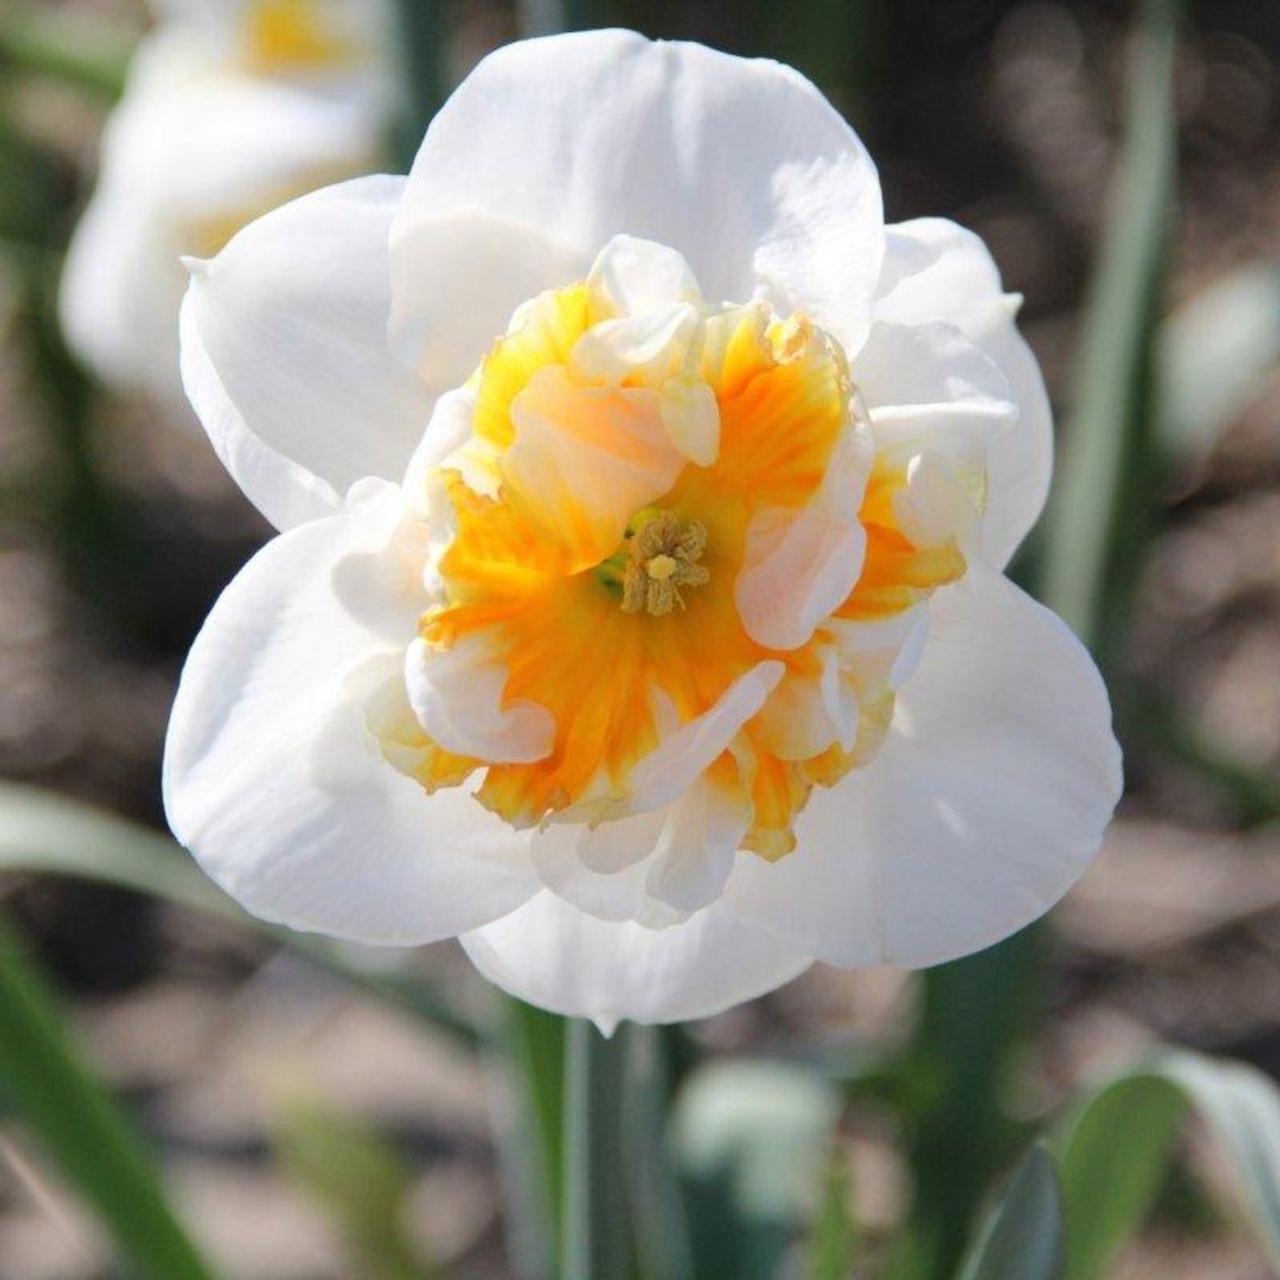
735 429 870 650
628 661 786 813
643 779 748 914
180 175 433 531
530 809 687 928
393 30 884 354
389 211 587 388
856 320 1018 472
722 565 1122 967
530 775 746 924
459 892 811 1032
404 633 556 765
875 218 1053 567
61 26 383 401
587 234 701 316
501 365 687 568
164 483 537 945
753 645 858 760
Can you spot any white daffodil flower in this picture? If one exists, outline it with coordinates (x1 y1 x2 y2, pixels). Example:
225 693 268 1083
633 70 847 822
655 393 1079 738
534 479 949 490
59 0 396 400
165 30 1123 1032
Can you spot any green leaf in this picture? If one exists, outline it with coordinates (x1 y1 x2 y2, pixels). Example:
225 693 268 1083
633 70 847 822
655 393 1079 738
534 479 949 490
1055 1072 1188 1280
0 1 130 101
673 1059 841 1280
957 1145 1065 1280
1056 1050 1280 1279
0 915 219 1280
1040 0 1181 656
271 1092 433 1280
0 781 479 1047
0 782 242 920
1158 1053 1280 1263
808 1151 856 1280
884 927 1040 1280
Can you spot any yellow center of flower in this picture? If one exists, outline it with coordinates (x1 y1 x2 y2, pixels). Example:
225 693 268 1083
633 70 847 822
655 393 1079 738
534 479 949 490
615 511 710 616
243 0 358 75
381 256 970 860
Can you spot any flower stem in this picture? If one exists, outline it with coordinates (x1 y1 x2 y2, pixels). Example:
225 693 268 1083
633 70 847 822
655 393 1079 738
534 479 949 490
561 1020 634 1280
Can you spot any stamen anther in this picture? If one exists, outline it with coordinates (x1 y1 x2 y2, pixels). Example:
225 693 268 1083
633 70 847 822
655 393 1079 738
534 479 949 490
620 512 710 616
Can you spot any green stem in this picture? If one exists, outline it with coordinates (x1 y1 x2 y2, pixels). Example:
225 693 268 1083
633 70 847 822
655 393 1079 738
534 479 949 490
886 927 1041 1280
562 1020 634 1280
626 1027 694 1280
504 1000 568 1277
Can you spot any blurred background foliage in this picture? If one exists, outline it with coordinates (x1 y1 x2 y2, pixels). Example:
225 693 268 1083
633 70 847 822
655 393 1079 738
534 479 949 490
3 0 1280 1277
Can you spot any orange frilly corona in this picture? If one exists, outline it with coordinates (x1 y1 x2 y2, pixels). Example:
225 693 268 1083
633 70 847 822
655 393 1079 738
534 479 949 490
380 238 966 862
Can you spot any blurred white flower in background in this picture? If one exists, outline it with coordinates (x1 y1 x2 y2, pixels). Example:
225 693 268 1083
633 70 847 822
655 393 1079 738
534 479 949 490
59 0 397 401
163 30 1123 1031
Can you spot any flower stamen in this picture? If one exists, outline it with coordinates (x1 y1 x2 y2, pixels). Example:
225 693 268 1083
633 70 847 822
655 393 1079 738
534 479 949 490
620 512 710 616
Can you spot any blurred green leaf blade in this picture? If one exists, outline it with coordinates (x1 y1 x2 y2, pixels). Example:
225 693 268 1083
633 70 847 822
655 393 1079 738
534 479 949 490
0 781 478 1046
1040 0 1181 655
272 1092 434 1280
0 1 130 101
886 927 1040 1280
1055 1072 1187 1280
1056 1051 1280 1279
808 1150 856 1280
0 916 219 1280
1159 1052 1280 1264
957 1145 1065 1280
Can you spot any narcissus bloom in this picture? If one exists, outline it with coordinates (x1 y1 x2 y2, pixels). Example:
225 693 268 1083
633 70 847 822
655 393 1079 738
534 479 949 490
60 0 395 400
165 30 1122 1029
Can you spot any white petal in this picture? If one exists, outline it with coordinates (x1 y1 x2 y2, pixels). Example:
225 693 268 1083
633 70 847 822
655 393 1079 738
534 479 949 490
61 34 382 402
393 31 884 355
876 218 1053 567
735 428 870 650
531 775 746 925
404 633 555 765
754 645 858 760
644 779 748 914
587 234 701 316
164 485 537 945
824 605 931 695
530 809 686 928
856 320 1018 469
628 662 785 813
389 212 587 388
723 565 1122 968
460 893 811 1031
891 451 981 550
60 164 189 400
659 378 720 467
571 305 697 384
181 175 432 531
